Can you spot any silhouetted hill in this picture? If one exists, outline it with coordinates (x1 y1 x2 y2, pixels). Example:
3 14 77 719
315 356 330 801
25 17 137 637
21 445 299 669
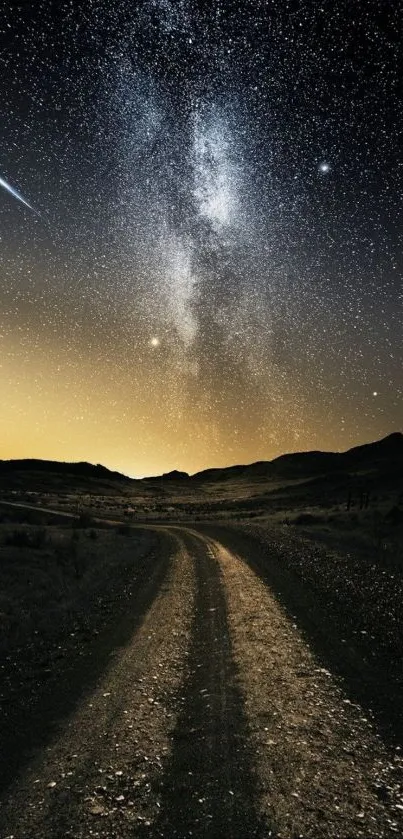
340 432 403 467
191 433 403 483
144 470 189 482
0 433 401 498
0 459 132 494
0 459 129 481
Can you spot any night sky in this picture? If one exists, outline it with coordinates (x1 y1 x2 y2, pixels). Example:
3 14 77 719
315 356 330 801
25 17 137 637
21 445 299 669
0 1 402 476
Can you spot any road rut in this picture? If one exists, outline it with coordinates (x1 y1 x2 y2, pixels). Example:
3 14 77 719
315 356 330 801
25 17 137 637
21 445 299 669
154 528 261 838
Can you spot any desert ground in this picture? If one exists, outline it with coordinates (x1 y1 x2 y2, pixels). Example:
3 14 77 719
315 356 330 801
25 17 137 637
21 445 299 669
0 434 402 837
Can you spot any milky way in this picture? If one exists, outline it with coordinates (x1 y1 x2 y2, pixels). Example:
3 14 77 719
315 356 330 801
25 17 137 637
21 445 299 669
0 1 402 474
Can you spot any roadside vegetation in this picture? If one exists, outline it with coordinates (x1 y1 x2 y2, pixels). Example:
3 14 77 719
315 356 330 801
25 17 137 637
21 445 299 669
0 506 156 659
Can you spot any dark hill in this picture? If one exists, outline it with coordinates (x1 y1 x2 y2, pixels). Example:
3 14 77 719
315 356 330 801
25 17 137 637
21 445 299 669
0 459 129 482
191 433 403 483
340 431 403 467
144 470 189 482
0 433 401 496
0 459 133 494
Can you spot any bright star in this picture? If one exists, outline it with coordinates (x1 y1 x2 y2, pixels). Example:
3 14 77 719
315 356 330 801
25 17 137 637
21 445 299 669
150 337 160 347
319 162 331 173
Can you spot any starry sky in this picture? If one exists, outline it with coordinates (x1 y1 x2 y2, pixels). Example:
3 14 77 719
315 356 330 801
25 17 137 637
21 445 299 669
0 0 402 476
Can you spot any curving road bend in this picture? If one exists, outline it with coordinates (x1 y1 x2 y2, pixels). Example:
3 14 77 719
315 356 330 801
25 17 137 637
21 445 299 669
0 525 402 838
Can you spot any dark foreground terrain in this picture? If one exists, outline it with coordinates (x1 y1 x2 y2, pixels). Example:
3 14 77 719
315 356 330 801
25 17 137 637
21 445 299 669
0 505 403 838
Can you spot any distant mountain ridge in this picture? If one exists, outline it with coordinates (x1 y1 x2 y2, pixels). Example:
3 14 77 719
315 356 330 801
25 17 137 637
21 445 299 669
144 469 189 482
0 433 401 488
190 432 403 482
0 459 129 482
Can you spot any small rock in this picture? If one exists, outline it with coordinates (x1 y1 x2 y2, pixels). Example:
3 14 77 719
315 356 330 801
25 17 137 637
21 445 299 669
89 801 107 816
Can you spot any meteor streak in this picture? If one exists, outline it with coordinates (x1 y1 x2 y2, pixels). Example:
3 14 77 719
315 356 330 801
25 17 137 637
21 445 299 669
0 175 36 212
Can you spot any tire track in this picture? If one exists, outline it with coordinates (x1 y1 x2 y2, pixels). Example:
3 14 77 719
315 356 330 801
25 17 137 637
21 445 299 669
154 528 263 839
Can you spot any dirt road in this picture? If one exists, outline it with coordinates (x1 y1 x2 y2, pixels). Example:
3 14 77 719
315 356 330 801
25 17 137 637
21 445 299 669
1 525 402 838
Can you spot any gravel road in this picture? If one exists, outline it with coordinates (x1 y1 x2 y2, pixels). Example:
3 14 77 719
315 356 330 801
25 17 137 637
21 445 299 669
1 525 402 838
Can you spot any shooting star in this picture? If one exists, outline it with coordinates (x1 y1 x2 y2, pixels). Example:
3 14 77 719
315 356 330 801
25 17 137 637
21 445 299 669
0 175 36 213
